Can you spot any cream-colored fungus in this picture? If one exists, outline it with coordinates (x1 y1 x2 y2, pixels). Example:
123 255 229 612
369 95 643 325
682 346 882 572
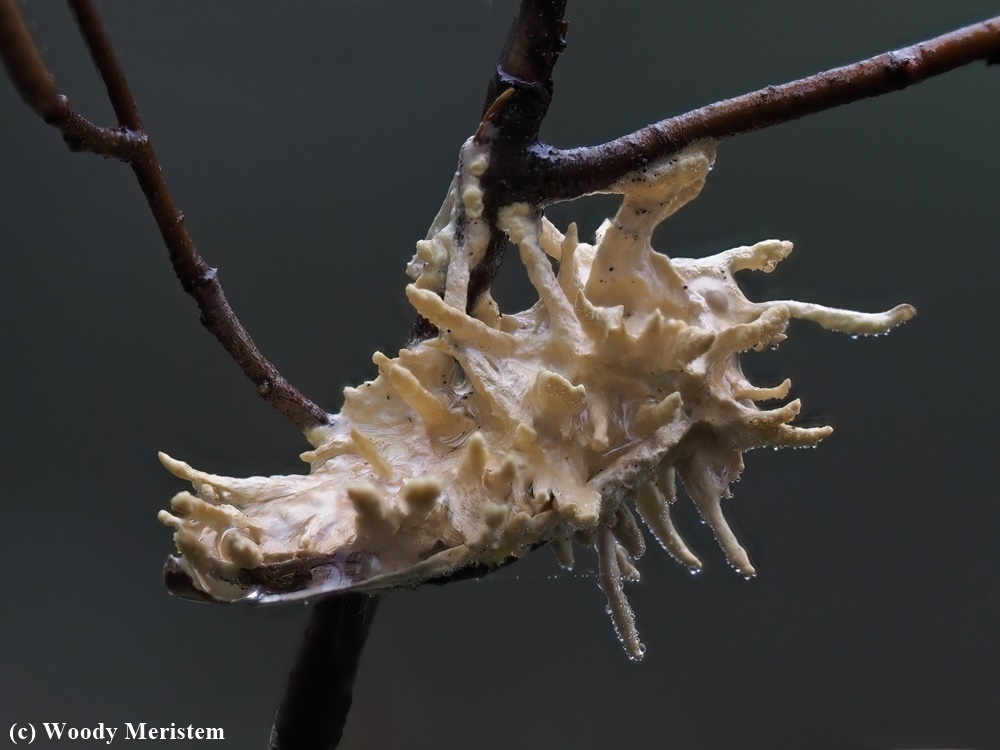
159 143 914 659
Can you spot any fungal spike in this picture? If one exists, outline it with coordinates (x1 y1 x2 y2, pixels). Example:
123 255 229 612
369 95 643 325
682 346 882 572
777 300 917 335
678 466 755 577
749 398 802 428
538 216 566 260
459 432 489 484
484 455 518 496
532 370 586 432
561 221 579 253
172 529 217 572
157 455 255 502
534 370 586 407
708 305 789 362
350 428 394 481
401 476 443 515
500 204 578 337
634 392 683 435
590 404 610 452
169 491 224 524
734 378 792 401
300 436 352 465
157 509 182 530
386 363 472 439
551 537 575 569
296 516 325 553
372 350 393 374
348 483 398 538
764 424 834 449
405 284 515 355
638 309 666 344
574 289 613 342
649 318 715 371
557 222 581 299
719 239 793 274
412 233 450 292
635 476 702 570
615 544 642 582
596 524 644 661
415 238 437 264
612 504 647 559
513 422 538 451
347 482 385 514
220 530 264 569
158 452 199 482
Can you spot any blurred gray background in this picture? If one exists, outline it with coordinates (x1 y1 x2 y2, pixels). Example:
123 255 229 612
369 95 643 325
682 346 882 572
2 1 998 748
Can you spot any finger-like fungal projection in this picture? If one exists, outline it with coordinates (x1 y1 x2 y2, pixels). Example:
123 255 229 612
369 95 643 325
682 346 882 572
159 144 914 659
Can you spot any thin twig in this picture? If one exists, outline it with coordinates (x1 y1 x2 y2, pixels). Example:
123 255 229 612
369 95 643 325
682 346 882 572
0 0 137 156
536 15 1000 203
269 594 380 750
482 0 567 140
0 0 327 431
67 0 142 130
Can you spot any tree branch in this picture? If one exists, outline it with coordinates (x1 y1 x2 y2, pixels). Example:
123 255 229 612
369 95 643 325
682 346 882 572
67 0 142 131
482 0 567 141
464 0 568 316
269 594 380 750
536 15 1000 203
0 0 328 431
0 0 138 156
464 9 1000 310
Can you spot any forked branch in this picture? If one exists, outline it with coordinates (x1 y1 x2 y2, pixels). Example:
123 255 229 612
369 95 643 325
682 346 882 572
468 5 1000 299
0 0 328 431
539 15 1000 202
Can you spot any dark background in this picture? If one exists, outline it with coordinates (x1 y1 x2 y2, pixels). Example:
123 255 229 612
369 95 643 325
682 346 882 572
2 2 999 748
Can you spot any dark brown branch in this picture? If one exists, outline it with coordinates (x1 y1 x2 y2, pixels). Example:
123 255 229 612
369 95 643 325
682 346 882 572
269 594 380 750
67 0 142 131
482 0 567 144
0 0 138 157
0 0 327 431
537 15 1000 203
464 0 568 316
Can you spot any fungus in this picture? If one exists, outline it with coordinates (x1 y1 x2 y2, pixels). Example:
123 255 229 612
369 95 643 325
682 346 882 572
159 143 914 660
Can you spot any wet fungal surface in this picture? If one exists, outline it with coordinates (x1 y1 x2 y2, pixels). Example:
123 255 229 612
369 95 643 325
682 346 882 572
159 144 914 659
